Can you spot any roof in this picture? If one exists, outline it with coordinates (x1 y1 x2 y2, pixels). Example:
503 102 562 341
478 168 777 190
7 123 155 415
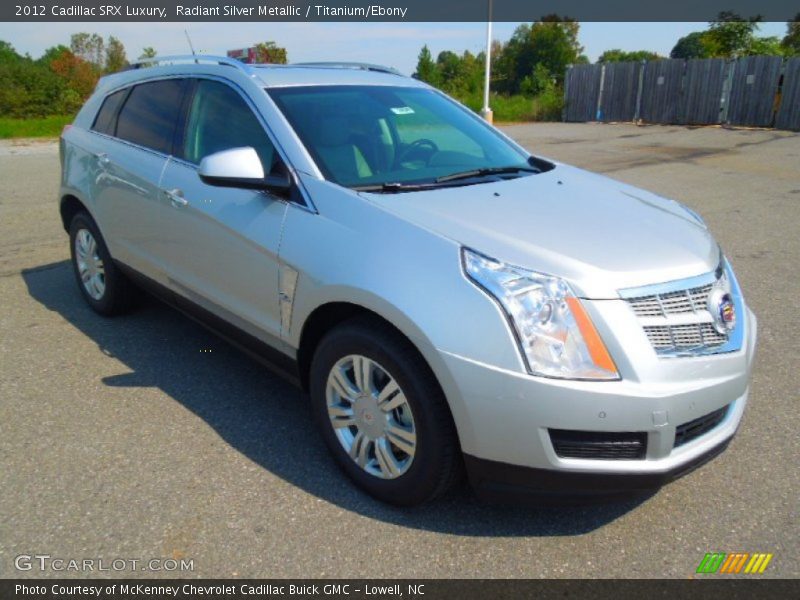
252 64 425 88
102 55 426 89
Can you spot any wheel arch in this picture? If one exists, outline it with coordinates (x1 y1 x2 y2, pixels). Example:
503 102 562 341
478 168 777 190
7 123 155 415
60 193 91 232
296 298 468 457
297 301 431 391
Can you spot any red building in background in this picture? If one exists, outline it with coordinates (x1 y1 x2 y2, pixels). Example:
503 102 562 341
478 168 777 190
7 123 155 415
226 47 258 64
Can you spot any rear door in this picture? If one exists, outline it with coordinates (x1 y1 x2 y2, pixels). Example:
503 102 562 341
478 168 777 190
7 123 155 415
89 78 188 280
156 78 288 343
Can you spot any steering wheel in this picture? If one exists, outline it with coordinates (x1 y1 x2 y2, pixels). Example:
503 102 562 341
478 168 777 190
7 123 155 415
396 138 439 166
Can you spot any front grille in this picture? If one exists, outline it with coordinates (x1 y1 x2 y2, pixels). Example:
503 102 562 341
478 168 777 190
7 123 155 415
644 323 728 351
623 272 733 356
674 405 729 448
627 283 713 318
550 429 647 460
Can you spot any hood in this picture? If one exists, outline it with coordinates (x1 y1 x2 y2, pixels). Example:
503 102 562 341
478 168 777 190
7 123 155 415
361 165 720 299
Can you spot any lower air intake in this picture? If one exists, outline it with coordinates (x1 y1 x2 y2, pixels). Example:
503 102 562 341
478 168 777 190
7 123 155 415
674 405 729 448
549 429 647 460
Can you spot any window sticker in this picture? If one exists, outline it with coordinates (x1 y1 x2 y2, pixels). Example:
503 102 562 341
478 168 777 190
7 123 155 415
390 106 415 115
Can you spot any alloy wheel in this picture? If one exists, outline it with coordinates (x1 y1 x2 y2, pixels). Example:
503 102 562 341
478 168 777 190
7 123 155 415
74 228 105 300
325 354 417 479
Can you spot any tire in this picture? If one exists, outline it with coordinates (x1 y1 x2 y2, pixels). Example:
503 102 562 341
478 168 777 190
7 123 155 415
69 211 137 316
309 316 461 506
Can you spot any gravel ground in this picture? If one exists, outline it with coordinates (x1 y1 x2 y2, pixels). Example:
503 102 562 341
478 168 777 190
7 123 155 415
0 123 797 579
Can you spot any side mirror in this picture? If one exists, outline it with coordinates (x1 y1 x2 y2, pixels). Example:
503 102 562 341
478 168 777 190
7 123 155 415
263 172 293 198
198 147 292 198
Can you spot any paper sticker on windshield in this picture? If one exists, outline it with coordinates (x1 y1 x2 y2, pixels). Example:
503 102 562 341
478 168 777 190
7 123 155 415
390 106 415 115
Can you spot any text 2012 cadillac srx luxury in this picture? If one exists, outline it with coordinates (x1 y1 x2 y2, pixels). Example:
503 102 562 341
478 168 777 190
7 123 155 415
59 56 756 505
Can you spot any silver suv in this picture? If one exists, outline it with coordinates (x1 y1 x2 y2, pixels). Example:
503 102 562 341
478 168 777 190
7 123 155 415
59 56 756 505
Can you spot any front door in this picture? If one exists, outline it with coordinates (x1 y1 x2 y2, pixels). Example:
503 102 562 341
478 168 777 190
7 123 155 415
157 78 288 343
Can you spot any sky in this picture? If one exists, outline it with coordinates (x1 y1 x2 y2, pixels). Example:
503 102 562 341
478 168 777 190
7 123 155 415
0 21 790 73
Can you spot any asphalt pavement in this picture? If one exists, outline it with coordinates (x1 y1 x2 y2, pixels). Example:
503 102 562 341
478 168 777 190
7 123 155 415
0 123 797 578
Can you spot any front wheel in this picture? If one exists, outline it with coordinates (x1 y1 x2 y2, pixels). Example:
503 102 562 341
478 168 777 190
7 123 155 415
309 317 461 506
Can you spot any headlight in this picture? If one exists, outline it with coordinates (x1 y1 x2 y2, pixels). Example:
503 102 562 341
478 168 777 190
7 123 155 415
462 248 619 381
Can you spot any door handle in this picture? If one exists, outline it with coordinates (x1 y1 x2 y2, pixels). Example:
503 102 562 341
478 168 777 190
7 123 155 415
95 152 110 167
163 188 188 208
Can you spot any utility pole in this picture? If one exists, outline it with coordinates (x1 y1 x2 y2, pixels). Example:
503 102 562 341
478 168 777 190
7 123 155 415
480 0 493 124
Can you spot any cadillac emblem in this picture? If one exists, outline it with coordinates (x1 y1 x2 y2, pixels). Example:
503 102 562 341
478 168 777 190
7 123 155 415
707 287 736 335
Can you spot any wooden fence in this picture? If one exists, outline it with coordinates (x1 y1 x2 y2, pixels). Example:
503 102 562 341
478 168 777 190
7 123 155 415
564 56 800 131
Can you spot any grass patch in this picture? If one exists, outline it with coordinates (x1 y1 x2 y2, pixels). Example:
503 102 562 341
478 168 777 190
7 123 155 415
0 115 74 139
456 92 564 123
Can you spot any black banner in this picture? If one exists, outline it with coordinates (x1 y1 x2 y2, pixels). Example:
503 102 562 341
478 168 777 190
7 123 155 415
2 580 800 600
2 0 799 23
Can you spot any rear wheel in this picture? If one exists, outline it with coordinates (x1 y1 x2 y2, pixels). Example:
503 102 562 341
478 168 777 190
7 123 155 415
309 317 461 505
69 211 137 316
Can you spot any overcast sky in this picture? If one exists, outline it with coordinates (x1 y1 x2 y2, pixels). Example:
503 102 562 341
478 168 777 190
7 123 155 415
0 21 789 73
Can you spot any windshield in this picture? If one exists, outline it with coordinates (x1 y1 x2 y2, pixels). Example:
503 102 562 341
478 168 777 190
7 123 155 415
267 85 543 191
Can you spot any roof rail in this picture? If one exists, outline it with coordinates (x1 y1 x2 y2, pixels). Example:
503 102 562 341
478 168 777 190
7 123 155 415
127 55 251 73
292 62 403 76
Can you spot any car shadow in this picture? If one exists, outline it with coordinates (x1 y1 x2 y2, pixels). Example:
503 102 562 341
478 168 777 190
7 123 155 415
22 260 651 537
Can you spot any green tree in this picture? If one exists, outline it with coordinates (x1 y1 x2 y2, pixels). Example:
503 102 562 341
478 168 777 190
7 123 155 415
105 36 127 73
460 50 484 95
414 45 486 96
436 50 462 83
253 42 287 64
519 63 554 95
414 44 439 85
70 33 105 68
38 45 71 65
497 16 584 94
0 41 69 117
704 11 762 57
140 46 157 59
782 14 800 56
0 40 18 61
670 32 712 59
598 49 660 63
747 36 785 56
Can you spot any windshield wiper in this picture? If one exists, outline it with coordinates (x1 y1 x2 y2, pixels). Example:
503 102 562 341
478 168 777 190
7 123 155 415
352 182 441 193
435 165 539 183
352 165 540 193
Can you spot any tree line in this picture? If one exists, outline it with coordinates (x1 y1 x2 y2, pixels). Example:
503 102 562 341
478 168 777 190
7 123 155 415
1 34 155 118
0 35 287 119
1 15 798 122
413 13 800 120
670 12 800 59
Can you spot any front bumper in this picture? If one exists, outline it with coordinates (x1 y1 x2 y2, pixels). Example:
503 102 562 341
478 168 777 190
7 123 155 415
464 437 732 504
436 306 757 499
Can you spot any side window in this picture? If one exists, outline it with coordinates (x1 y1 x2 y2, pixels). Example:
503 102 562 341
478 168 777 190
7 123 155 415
91 89 127 135
182 79 276 172
116 79 185 154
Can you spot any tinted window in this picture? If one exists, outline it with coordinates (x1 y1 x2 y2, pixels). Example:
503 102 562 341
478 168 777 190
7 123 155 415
116 79 185 154
92 89 127 135
182 79 276 171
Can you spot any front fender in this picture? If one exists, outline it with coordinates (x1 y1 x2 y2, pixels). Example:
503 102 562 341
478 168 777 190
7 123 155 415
279 178 528 454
